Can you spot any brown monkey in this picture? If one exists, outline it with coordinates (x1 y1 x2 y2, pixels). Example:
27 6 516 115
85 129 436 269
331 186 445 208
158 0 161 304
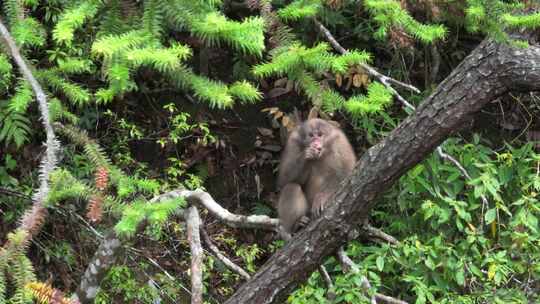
277 118 356 237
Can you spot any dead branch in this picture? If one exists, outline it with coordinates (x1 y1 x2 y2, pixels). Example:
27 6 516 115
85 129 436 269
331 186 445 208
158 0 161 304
362 224 399 245
0 17 59 242
313 19 418 110
0 187 32 200
201 227 251 280
179 189 280 230
337 247 408 304
318 265 336 300
185 206 204 304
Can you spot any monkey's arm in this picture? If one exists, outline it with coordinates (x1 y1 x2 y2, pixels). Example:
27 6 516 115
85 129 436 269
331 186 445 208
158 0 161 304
277 132 308 189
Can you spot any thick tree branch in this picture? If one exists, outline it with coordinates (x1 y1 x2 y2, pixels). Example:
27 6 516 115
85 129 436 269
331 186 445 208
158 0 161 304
224 32 540 303
185 206 204 304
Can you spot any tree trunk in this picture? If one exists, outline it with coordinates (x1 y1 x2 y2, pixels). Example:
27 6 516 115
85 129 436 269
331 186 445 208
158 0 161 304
224 32 540 304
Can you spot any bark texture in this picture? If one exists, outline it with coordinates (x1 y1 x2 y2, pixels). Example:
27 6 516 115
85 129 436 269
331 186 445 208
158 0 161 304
224 32 540 304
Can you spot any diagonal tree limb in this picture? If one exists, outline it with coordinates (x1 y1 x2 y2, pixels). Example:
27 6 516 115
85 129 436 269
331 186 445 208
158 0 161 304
223 31 540 303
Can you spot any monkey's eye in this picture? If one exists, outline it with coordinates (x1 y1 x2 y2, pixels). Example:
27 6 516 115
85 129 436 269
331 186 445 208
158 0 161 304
308 132 313 137
318 132 323 137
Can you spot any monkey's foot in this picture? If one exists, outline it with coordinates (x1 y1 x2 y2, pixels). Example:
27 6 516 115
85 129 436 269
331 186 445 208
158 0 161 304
295 216 310 230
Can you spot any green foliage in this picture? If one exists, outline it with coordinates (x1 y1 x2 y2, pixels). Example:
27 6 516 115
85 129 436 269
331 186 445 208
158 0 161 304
345 82 393 116
0 54 13 91
114 197 186 238
0 230 36 304
254 43 371 111
46 169 90 206
237 244 264 273
0 104 32 148
95 266 160 303
277 0 323 22
11 17 46 47
53 0 102 45
363 0 446 44
464 0 540 42
165 0 265 56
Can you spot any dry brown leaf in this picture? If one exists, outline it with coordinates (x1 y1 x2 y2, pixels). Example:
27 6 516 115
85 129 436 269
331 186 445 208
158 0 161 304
335 74 342 87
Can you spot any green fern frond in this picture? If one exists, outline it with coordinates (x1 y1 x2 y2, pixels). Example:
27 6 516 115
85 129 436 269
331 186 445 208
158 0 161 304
228 81 262 104
321 89 345 113
146 198 186 224
48 98 79 123
115 200 147 237
0 53 13 91
0 105 32 147
364 0 446 44
11 18 46 47
92 30 153 60
345 82 393 116
37 70 91 107
97 0 130 36
7 81 33 112
3 0 25 26
125 44 192 72
185 72 234 108
47 169 91 206
53 0 101 44
190 14 265 55
333 50 372 71
277 0 322 21
57 58 94 74
503 12 540 29
143 0 165 37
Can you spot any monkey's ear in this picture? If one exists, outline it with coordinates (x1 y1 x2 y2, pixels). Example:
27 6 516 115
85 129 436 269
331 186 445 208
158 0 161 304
307 107 319 120
327 120 341 128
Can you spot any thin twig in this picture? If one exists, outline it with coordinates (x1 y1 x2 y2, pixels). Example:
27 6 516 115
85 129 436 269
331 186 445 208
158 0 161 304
337 246 409 304
0 187 31 200
362 224 399 245
185 206 204 304
200 227 251 280
318 265 337 300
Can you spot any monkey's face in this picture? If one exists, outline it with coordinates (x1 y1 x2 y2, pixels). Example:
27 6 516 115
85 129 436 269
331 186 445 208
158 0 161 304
301 119 330 159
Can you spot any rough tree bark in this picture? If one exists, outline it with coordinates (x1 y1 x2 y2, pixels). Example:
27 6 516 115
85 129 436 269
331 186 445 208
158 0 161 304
224 32 540 303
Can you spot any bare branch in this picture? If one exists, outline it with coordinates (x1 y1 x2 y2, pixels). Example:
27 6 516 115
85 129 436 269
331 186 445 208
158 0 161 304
313 19 419 111
201 227 251 280
0 187 32 200
337 247 408 304
0 17 60 242
318 265 337 300
185 206 204 304
361 224 399 245
179 189 280 230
